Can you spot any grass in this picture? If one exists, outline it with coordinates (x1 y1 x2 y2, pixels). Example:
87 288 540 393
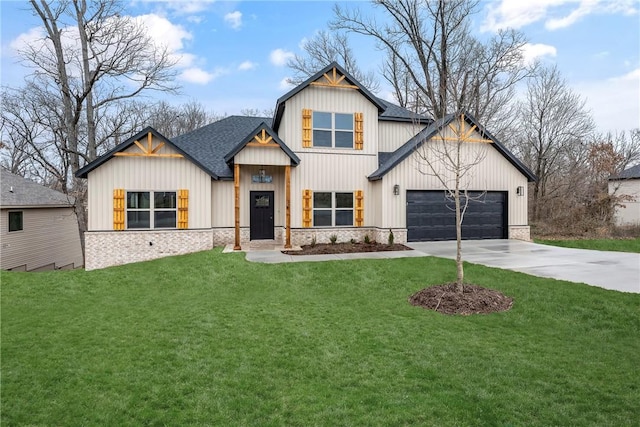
2 249 639 426
535 237 640 253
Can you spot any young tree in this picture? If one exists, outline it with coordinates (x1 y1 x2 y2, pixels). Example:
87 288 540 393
414 111 493 291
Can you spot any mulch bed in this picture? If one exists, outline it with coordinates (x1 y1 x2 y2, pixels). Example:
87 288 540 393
282 242 411 255
409 283 513 315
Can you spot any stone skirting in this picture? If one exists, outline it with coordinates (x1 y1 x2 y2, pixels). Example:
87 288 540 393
509 225 531 241
289 227 408 246
84 229 213 271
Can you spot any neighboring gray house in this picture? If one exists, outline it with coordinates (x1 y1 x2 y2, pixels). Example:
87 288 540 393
609 164 640 226
77 62 535 270
1 169 84 271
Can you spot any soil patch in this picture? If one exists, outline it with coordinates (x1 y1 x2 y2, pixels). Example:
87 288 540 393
283 242 411 255
409 283 513 315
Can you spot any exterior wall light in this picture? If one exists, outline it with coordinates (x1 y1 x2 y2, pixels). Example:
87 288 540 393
393 184 400 196
516 186 524 196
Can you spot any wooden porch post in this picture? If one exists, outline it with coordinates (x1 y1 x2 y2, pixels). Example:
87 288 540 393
285 165 291 249
234 163 241 250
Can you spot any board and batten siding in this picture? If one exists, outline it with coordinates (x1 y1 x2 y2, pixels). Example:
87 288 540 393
234 146 291 166
1 207 83 271
277 85 381 228
379 127 529 229
278 85 380 155
378 121 425 153
87 140 212 230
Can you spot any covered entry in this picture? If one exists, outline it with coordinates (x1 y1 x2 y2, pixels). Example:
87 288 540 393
406 190 507 241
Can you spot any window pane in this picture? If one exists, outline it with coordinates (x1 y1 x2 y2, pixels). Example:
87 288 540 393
314 192 332 209
335 210 353 226
313 130 332 147
8 211 23 232
154 192 176 209
154 211 176 228
127 211 150 228
127 192 150 209
313 210 332 227
335 113 353 130
335 131 353 148
336 193 353 208
313 111 331 129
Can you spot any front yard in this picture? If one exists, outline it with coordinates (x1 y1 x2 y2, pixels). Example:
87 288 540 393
2 249 638 426
535 237 640 253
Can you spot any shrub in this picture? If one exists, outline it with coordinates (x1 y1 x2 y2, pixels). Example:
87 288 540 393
388 229 394 246
350 238 356 244
310 235 317 247
329 234 338 245
364 234 371 244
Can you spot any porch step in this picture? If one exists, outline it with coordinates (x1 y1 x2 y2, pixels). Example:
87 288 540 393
248 239 283 251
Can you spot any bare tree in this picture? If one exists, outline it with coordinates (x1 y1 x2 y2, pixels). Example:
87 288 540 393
414 111 493 291
333 0 533 134
147 101 225 139
8 0 180 252
287 30 380 92
516 65 595 221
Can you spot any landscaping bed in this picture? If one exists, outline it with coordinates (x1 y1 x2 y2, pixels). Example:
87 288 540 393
283 241 411 255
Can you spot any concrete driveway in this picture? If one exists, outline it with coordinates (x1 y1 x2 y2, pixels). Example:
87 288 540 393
406 240 640 294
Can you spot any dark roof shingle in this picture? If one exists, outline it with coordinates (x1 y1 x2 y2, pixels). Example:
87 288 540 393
1 169 73 208
610 164 640 180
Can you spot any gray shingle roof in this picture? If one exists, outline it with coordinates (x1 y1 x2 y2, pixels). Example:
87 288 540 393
376 98 431 124
172 116 271 180
610 164 640 180
1 169 73 208
369 110 536 182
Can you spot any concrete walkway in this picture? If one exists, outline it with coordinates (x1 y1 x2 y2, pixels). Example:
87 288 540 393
237 240 640 294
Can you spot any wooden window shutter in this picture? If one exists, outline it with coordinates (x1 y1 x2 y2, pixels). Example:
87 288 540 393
113 189 125 230
302 109 312 148
302 189 312 227
178 189 189 229
355 190 364 226
354 112 364 150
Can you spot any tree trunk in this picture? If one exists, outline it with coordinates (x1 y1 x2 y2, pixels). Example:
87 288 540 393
454 140 464 292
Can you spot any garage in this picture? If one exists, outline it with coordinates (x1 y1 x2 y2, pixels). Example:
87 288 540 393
406 190 507 242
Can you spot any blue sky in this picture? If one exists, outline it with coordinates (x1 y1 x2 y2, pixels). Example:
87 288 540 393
1 0 638 134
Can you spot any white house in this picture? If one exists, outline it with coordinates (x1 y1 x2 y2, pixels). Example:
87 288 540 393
77 62 535 270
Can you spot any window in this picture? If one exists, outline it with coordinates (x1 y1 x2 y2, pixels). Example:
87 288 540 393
126 191 176 229
8 211 23 232
313 192 353 226
312 112 353 148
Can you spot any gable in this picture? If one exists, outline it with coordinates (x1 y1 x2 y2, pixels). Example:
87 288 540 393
76 127 216 179
369 111 536 182
224 123 300 167
272 62 385 132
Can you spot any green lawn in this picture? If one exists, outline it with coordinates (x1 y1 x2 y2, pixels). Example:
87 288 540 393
535 237 640 253
2 249 639 426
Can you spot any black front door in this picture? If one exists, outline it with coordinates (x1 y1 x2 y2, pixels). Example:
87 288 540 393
250 191 274 240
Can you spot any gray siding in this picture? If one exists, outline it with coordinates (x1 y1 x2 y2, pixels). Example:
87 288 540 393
1 207 83 271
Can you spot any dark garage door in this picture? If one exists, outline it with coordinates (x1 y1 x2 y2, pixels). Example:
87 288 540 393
406 191 507 242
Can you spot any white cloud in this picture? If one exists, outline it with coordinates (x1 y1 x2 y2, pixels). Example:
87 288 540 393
238 61 257 71
137 0 215 15
135 14 192 52
179 67 227 85
279 77 294 90
521 43 557 65
224 11 243 29
270 48 295 66
482 0 638 32
574 68 640 132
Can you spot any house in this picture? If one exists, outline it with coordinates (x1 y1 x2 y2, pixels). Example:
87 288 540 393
76 62 535 270
1 169 84 271
609 164 640 226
